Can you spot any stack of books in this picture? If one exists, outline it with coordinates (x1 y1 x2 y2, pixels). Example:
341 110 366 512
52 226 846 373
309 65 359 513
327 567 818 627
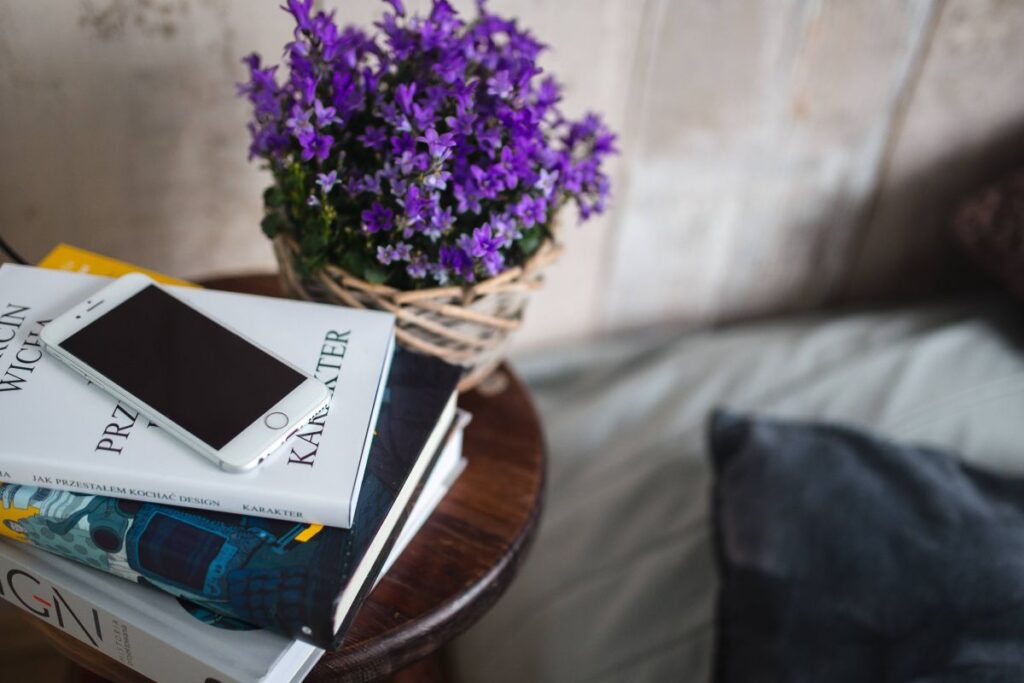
0 247 467 682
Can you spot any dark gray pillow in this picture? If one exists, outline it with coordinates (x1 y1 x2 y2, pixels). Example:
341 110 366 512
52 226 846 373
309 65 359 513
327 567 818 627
710 410 1024 683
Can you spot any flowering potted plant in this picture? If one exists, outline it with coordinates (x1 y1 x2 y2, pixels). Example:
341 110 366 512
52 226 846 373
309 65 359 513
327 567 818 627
239 0 615 390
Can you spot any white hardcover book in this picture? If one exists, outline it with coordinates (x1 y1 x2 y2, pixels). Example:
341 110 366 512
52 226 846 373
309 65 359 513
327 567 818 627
379 409 470 577
0 264 395 527
0 539 324 683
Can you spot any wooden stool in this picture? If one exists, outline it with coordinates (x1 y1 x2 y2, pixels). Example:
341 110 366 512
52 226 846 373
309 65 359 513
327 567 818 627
22 274 547 682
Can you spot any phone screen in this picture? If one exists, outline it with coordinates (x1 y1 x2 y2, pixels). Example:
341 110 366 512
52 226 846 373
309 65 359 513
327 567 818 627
61 285 305 449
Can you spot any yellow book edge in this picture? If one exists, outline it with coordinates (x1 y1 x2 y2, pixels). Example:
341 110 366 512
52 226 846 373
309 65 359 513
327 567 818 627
37 243 199 288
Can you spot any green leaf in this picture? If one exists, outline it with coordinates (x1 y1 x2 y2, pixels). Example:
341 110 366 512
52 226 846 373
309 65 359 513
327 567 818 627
519 227 542 256
260 213 286 238
340 249 367 279
338 249 385 284
263 185 285 209
363 263 388 285
300 228 327 255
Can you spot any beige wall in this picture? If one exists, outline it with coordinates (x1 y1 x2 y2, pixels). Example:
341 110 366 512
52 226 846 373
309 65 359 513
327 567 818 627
2 1 1024 349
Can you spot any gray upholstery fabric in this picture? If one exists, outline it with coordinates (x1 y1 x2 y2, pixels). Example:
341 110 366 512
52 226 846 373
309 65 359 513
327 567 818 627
711 410 1024 682
450 296 1024 683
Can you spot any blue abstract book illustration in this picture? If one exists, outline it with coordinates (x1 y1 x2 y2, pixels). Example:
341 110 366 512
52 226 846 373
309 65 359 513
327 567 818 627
0 348 460 648
0 264 395 526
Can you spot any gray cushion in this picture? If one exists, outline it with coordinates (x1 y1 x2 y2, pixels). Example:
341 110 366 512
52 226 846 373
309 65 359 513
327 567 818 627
451 296 1024 683
712 410 1024 682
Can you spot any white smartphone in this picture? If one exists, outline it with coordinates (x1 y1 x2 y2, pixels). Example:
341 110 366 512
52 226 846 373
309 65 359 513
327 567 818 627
40 273 331 473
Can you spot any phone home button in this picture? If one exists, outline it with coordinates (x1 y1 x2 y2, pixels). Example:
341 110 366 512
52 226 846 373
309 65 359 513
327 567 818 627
264 412 289 430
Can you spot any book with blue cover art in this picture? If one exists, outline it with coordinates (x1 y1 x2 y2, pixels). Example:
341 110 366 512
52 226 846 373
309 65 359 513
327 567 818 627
0 346 461 648
0 411 468 682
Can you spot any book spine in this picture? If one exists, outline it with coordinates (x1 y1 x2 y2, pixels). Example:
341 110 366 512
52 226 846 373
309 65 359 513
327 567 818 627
0 542 245 683
0 454 347 526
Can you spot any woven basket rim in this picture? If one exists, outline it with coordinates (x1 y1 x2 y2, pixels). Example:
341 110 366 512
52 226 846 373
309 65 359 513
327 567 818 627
274 232 563 301
272 230 562 392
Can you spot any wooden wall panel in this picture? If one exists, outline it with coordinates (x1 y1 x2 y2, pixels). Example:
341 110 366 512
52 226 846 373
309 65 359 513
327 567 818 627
0 1 293 277
2 1 1023 350
602 0 938 330
844 0 1024 301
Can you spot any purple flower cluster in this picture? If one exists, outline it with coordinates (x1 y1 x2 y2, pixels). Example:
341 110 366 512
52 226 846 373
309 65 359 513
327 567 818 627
240 0 616 287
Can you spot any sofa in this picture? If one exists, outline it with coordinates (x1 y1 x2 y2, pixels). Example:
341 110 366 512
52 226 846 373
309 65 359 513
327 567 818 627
451 292 1024 682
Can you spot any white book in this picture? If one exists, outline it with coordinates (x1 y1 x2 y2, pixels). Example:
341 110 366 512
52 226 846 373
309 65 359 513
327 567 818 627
0 539 323 683
0 264 395 527
0 419 467 683
379 409 470 578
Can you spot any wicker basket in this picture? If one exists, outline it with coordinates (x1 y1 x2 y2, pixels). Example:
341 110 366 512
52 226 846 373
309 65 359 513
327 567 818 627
273 234 562 392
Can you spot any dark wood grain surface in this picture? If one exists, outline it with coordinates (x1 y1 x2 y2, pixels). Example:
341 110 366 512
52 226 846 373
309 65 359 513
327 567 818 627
23 274 546 682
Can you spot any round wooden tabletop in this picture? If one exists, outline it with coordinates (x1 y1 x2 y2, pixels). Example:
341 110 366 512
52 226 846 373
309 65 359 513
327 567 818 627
22 274 547 682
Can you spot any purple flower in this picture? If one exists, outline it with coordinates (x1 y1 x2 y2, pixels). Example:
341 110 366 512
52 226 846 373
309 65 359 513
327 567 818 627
439 244 474 281
285 0 314 33
394 242 413 260
536 76 560 108
358 125 387 149
493 147 523 190
390 132 417 156
348 171 382 195
407 256 429 279
395 82 417 114
241 0 617 288
460 224 505 276
298 130 333 161
486 70 513 99
376 241 412 265
316 170 338 193
491 212 522 242
424 204 454 240
453 182 482 214
480 251 505 276
468 223 507 256
444 110 477 136
331 70 362 115
246 121 287 160
378 101 410 131
361 202 393 233
313 99 339 127
396 150 429 174
535 168 558 198
452 78 477 113
292 71 318 105
285 106 314 137
469 164 500 199
423 168 452 190
433 52 466 83
239 55 282 119
400 185 430 225
419 128 455 160
428 261 450 284
389 175 409 197
477 125 502 152
514 194 548 228
410 102 436 131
